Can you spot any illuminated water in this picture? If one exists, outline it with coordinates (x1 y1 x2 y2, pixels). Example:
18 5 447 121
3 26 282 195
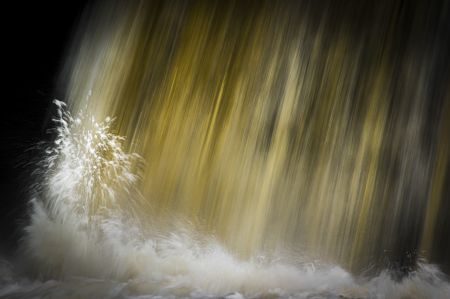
1 0 449 298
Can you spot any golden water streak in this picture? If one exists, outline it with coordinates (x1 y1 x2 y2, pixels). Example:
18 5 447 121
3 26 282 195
63 1 449 271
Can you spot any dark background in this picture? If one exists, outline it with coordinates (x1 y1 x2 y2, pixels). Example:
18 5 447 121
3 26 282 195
1 2 89 256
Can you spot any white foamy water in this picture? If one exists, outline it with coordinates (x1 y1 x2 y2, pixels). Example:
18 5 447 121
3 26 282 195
1 102 449 299
1 242 450 299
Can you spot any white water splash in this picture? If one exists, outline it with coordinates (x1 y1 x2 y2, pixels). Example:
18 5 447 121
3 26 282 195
41 99 139 219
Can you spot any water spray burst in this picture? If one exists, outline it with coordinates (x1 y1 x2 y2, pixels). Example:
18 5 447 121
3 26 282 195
42 99 139 219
